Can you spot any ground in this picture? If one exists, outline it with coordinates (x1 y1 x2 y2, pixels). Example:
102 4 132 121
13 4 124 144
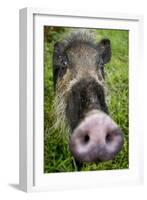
44 27 129 173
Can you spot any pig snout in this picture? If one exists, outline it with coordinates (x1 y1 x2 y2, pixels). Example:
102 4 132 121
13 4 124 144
69 111 124 163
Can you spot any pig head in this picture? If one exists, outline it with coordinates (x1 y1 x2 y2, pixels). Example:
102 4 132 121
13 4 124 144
53 31 124 163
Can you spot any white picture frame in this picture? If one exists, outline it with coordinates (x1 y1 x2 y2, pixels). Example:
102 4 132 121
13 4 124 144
19 7 144 192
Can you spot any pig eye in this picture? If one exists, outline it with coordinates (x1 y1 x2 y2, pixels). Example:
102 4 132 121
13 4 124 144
97 57 105 78
98 57 104 70
60 55 68 67
62 60 68 66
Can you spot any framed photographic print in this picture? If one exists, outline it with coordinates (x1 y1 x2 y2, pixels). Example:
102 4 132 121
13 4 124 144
19 8 144 192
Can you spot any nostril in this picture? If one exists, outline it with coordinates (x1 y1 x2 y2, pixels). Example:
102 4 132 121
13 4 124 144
105 133 114 143
105 128 123 145
82 134 90 144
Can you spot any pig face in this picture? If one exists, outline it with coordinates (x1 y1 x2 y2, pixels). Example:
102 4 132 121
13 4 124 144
53 31 124 163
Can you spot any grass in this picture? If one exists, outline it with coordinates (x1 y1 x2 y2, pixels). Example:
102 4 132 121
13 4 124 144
44 27 129 173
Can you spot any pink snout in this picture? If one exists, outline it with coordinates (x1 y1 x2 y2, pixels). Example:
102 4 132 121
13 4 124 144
69 111 124 163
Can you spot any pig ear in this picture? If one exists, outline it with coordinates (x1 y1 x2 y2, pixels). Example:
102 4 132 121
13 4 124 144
53 42 68 89
53 42 63 89
53 42 64 56
97 39 111 64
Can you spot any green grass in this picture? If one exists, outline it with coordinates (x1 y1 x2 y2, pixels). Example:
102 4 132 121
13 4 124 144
44 27 129 173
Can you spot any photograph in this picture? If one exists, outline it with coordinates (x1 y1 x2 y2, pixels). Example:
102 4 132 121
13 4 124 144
44 26 129 173
19 8 143 191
